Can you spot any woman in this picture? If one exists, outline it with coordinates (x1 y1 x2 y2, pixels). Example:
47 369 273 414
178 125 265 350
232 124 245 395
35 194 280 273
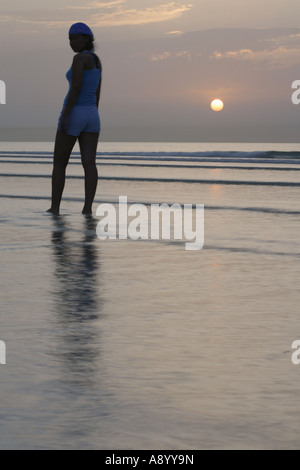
47 22 102 215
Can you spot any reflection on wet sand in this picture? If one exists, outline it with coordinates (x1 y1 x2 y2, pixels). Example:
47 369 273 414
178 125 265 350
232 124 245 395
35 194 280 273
50 215 102 386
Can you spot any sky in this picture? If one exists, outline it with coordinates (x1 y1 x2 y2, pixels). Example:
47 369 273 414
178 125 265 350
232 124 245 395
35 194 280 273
1 0 300 141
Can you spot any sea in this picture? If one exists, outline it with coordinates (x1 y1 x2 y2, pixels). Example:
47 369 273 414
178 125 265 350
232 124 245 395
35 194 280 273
1 141 300 450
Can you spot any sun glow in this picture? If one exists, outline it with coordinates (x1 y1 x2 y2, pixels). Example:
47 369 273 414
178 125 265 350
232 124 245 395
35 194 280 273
211 99 224 112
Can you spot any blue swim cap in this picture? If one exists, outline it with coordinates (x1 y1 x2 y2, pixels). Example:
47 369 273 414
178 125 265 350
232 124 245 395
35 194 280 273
69 23 94 40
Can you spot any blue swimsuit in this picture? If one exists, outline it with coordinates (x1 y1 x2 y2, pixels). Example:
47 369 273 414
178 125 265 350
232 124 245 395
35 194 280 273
58 51 101 136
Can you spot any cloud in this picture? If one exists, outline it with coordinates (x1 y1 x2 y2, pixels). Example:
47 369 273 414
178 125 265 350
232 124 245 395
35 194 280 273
260 31 300 47
91 2 192 27
0 2 192 29
15 29 41 34
150 50 192 61
62 0 126 10
165 30 184 36
212 46 300 69
151 51 171 61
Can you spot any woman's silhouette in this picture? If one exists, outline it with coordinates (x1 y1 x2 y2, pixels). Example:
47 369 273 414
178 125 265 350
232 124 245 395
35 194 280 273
47 23 102 215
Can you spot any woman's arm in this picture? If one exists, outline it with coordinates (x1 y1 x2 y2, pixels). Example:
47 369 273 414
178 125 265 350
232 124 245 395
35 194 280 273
96 59 102 109
96 77 102 109
60 54 86 133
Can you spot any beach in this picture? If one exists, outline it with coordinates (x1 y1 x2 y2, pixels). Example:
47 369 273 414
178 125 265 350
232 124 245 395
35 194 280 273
1 141 300 449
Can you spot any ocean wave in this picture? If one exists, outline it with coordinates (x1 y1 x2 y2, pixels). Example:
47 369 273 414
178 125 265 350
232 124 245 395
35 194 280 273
98 150 300 160
1 173 300 187
1 150 300 160
1 159 300 171
0 193 299 215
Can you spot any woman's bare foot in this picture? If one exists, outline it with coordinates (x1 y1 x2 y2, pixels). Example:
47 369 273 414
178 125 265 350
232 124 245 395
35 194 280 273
46 208 60 215
82 208 92 215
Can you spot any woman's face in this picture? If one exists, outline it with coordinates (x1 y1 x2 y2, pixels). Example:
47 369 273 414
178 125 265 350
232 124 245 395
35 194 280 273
69 34 88 52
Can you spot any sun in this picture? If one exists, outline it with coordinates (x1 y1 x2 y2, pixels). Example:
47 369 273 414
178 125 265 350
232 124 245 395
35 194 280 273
211 99 224 112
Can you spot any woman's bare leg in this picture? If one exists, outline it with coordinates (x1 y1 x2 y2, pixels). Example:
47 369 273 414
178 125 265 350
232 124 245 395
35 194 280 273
78 132 99 215
47 130 77 214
